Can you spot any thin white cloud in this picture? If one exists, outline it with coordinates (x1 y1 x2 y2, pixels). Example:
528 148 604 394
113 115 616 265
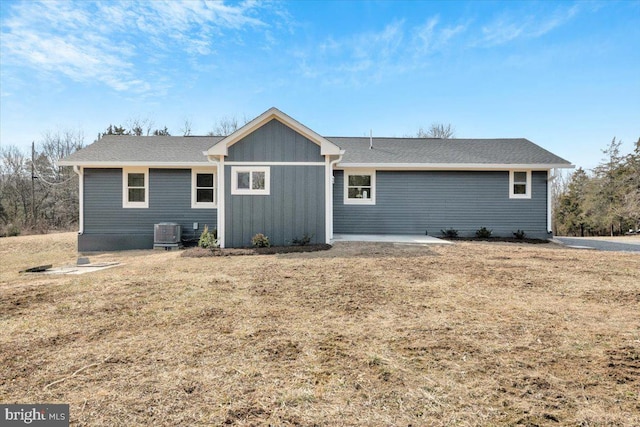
0 0 276 94
295 17 467 86
479 5 579 46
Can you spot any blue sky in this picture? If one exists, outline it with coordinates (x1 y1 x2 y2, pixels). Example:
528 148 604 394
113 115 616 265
1 0 638 170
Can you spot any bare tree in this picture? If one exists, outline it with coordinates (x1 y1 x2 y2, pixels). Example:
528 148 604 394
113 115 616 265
35 130 84 228
180 119 193 137
417 123 455 139
0 145 29 228
126 117 155 136
207 115 250 136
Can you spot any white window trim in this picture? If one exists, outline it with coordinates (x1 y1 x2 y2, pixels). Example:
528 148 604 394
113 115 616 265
509 170 532 199
191 168 217 209
122 167 149 208
231 166 270 195
344 169 376 205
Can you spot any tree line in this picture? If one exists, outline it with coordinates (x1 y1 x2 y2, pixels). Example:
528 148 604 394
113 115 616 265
0 130 84 236
553 137 640 236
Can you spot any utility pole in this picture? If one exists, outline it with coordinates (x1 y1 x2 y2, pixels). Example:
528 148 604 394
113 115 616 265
31 141 36 226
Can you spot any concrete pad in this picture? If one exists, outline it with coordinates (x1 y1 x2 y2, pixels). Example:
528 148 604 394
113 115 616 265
43 262 121 275
332 234 453 245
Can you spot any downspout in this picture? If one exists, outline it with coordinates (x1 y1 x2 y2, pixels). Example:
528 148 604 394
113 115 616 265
206 154 225 248
547 168 558 234
73 165 84 235
326 151 345 243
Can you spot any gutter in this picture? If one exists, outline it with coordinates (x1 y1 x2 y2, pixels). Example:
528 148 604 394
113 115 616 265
206 155 225 248
547 168 558 234
73 165 84 235
326 151 345 243
330 151 346 174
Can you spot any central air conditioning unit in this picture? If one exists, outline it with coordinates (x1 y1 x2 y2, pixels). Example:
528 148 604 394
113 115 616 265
154 222 182 250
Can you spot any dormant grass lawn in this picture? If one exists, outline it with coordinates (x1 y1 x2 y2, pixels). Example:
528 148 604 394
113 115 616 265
1 233 639 426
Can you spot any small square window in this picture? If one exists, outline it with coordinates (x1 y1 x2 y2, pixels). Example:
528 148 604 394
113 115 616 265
123 168 148 208
509 170 531 199
344 170 376 205
192 169 216 208
231 167 270 195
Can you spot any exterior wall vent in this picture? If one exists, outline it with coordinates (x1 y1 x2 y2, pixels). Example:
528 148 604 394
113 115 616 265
154 223 182 250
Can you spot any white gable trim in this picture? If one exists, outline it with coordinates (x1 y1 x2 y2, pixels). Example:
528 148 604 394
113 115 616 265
206 107 342 157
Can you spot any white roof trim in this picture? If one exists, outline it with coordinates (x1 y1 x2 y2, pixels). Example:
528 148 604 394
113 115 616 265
206 107 342 157
336 163 575 170
57 161 210 167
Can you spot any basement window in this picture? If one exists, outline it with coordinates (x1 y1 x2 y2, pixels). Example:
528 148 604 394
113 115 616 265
231 166 270 195
192 169 216 208
123 167 149 208
344 169 376 205
509 170 531 199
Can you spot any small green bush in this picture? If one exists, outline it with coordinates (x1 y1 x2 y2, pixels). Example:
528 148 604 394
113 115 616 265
251 233 270 248
440 228 459 238
198 225 218 249
513 229 527 240
4 224 21 237
475 227 493 238
292 233 313 246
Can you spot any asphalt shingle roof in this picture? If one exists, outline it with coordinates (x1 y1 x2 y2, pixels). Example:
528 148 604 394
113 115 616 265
60 134 572 167
59 135 223 164
327 137 571 166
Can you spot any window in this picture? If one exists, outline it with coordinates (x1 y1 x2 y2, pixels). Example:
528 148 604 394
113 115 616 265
192 169 216 208
344 169 376 205
122 168 149 208
509 170 531 199
231 166 270 195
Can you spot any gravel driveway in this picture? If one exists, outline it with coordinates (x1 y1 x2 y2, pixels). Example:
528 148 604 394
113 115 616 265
553 237 640 252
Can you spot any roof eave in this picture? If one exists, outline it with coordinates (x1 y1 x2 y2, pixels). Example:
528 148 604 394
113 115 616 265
336 163 575 170
57 161 212 167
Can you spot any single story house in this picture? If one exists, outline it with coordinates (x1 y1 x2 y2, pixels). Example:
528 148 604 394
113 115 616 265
59 107 573 250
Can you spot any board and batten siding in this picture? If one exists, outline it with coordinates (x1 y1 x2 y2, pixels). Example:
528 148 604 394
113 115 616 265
224 165 325 248
333 170 549 238
223 118 326 248
226 119 323 162
80 168 216 251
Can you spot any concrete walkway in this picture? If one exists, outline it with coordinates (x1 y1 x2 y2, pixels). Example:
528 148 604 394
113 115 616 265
332 234 453 245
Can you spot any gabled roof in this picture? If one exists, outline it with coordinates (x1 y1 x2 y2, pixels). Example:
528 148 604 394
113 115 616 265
59 109 572 170
328 137 573 169
206 107 343 157
58 135 222 166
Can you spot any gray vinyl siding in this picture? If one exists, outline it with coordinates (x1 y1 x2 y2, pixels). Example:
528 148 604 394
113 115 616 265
227 119 323 162
333 170 549 238
80 168 216 251
224 165 325 247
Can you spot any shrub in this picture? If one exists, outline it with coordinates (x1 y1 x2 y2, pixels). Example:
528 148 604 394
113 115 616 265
440 228 459 238
292 233 313 246
3 224 21 237
198 225 218 249
475 227 493 238
513 229 527 240
251 233 270 248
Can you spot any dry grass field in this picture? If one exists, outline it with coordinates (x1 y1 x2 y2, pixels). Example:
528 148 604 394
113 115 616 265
1 233 639 426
